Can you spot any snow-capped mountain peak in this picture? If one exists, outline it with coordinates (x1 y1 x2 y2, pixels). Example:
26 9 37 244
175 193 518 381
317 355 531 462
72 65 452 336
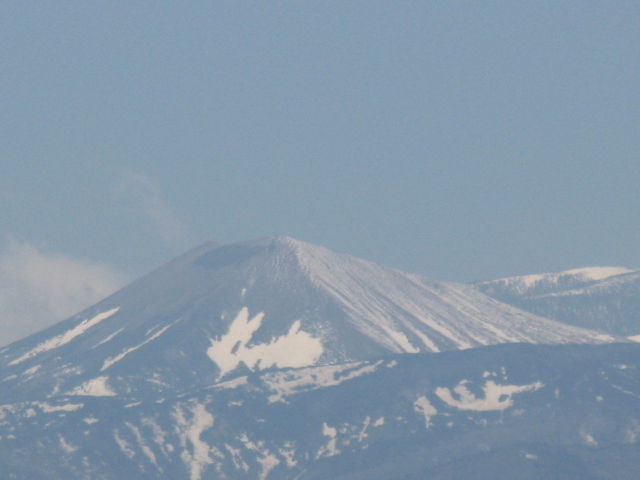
0 238 638 480
0 237 623 401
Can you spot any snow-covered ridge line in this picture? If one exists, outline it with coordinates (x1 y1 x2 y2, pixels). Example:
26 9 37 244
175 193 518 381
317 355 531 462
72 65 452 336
290 239 613 354
478 267 635 294
292 242 447 353
9 308 120 366
561 267 634 281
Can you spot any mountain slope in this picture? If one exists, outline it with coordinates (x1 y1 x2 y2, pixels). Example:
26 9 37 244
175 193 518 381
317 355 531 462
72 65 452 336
0 237 617 402
1 342 640 480
475 267 640 336
0 238 638 480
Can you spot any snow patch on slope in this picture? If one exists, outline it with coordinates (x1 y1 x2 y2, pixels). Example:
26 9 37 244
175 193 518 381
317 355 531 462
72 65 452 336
67 376 116 397
33 401 84 413
92 328 124 348
380 325 419 353
316 423 340 459
213 376 249 390
173 402 215 480
101 321 176 371
226 443 249 472
126 421 158 467
239 434 280 480
59 436 78 454
207 308 323 378
435 380 543 411
414 396 438 427
262 360 383 403
114 429 135 459
10 308 120 365
23 364 41 376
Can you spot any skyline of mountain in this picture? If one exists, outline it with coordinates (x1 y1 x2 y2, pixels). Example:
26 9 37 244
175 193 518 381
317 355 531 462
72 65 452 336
476 267 640 337
0 237 625 401
1 237 639 479
2 236 636 349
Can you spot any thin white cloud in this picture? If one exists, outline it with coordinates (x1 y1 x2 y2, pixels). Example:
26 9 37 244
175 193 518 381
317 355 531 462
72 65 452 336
0 240 129 347
114 169 191 249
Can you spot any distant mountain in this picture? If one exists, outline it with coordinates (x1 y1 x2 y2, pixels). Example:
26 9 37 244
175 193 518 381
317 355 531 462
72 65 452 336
0 237 613 402
474 267 640 337
0 237 637 480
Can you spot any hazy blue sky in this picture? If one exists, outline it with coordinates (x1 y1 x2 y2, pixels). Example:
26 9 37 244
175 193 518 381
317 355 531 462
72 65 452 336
1 2 639 343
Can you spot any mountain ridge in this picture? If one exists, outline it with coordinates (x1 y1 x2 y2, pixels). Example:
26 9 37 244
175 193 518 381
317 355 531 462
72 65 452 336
1 237 639 480
0 237 622 402
475 266 640 336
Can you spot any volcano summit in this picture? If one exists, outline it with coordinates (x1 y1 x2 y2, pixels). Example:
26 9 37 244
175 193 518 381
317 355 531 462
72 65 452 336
0 237 614 400
0 237 637 480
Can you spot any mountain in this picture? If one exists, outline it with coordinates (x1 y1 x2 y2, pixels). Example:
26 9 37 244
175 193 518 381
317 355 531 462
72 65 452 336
0 237 637 479
0 237 616 402
475 267 640 337
1 343 640 479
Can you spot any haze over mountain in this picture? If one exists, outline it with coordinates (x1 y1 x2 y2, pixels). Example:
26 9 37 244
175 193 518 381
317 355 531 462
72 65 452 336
0 237 638 479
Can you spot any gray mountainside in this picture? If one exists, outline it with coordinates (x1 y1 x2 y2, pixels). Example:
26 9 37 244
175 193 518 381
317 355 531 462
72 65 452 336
475 267 640 336
0 237 639 479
